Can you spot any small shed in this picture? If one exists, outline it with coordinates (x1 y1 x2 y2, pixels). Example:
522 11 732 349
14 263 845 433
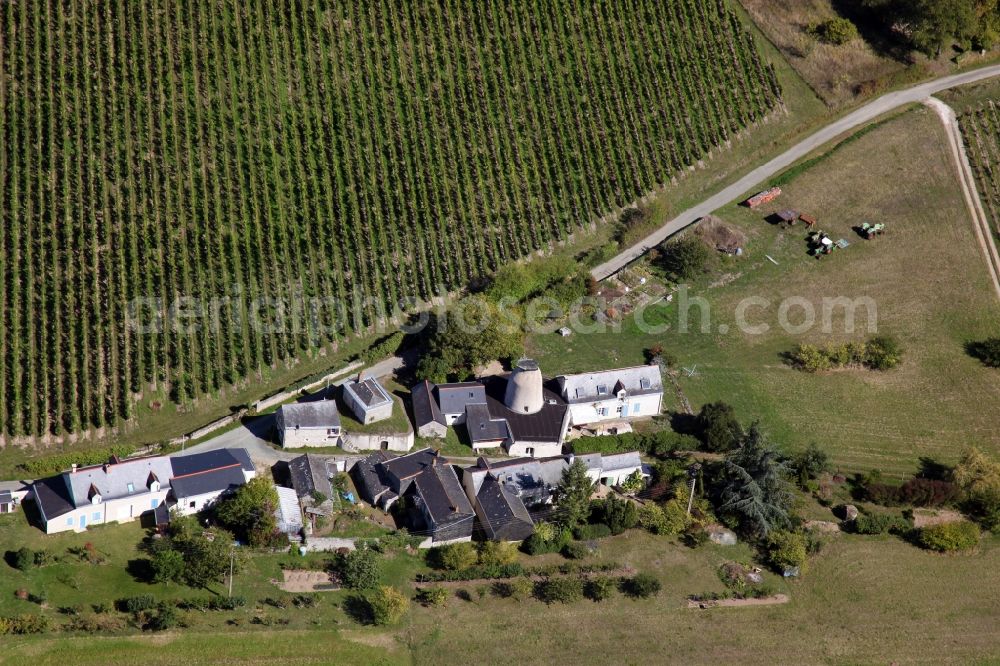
776 210 799 225
0 490 18 514
798 213 816 227
342 377 394 425
275 485 304 536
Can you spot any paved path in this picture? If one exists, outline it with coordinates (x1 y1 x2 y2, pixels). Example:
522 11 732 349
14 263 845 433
592 64 1000 281
172 355 407 466
924 96 1000 301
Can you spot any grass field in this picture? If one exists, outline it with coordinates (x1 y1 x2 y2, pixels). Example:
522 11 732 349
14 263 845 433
530 107 1000 476
0 0 784 444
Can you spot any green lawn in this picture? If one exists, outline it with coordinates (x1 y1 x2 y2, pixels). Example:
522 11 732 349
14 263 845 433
530 107 1000 477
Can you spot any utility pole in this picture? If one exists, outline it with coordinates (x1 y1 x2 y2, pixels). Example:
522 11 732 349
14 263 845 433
228 546 235 598
686 463 702 518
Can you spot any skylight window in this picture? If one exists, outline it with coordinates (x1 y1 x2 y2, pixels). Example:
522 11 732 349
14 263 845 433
597 384 608 395
640 377 651 389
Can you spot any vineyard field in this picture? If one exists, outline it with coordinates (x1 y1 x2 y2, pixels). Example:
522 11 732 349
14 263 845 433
961 101 1000 237
0 0 781 441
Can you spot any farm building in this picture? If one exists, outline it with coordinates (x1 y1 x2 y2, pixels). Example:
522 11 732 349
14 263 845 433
412 360 570 458
342 377 394 424
556 365 663 427
411 380 447 438
351 448 475 547
32 448 255 534
276 400 342 448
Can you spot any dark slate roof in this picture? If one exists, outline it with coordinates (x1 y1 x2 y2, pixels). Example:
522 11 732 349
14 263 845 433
170 465 247 499
278 400 341 429
482 377 568 443
31 476 75 520
465 403 509 444
436 382 487 416
414 463 475 525
351 453 392 504
288 454 333 499
344 378 392 408
411 381 445 428
476 475 534 540
171 449 248 478
381 448 441 482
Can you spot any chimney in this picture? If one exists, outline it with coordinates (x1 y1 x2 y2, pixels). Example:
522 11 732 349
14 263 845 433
71 464 78 473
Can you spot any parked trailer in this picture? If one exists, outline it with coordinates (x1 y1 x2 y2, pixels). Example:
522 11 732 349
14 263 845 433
744 187 781 208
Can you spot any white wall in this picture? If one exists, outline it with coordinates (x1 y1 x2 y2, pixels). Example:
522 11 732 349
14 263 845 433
280 427 342 448
506 440 562 458
46 490 170 534
342 431 414 453
599 465 643 487
173 490 228 516
568 392 662 426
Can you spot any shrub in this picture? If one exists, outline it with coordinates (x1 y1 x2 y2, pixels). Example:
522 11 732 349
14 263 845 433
291 594 315 609
522 526 570 555
810 17 859 45
764 531 808 572
478 541 518 567
367 586 409 625
919 521 980 552
573 523 612 541
638 503 668 534
535 577 584 604
622 573 661 598
967 338 1000 367
853 513 910 535
864 336 902 370
433 542 478 571
597 495 639 534
658 236 711 280
561 542 590 560
10 548 35 571
146 603 179 632
790 344 832 373
584 576 617 602
695 401 743 452
118 595 156 613
415 586 449 607
0 614 50 635
337 548 381 590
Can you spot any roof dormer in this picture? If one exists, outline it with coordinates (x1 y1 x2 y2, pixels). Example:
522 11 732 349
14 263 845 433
147 471 160 493
88 484 102 505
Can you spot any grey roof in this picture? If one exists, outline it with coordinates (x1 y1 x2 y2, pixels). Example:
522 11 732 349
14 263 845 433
274 486 303 532
411 381 445 428
436 382 486 416
169 449 252 498
381 448 441 483
343 378 393 409
171 449 252 477
288 454 334 499
279 400 341 429
170 465 247 499
31 476 75 519
0 491 12 504
557 365 663 404
476 475 534 541
600 451 643 472
413 462 475 526
464 454 601 501
351 452 392 504
465 403 510 444
66 456 174 505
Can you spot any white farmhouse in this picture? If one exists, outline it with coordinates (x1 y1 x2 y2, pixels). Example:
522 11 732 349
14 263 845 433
276 400 342 448
556 365 663 427
31 448 256 534
342 377 394 424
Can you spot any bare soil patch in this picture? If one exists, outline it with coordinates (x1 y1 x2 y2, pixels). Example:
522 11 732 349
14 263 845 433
688 593 789 609
911 509 965 529
276 569 339 593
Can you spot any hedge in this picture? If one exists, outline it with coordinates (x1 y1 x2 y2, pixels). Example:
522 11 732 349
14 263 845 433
919 521 980 552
